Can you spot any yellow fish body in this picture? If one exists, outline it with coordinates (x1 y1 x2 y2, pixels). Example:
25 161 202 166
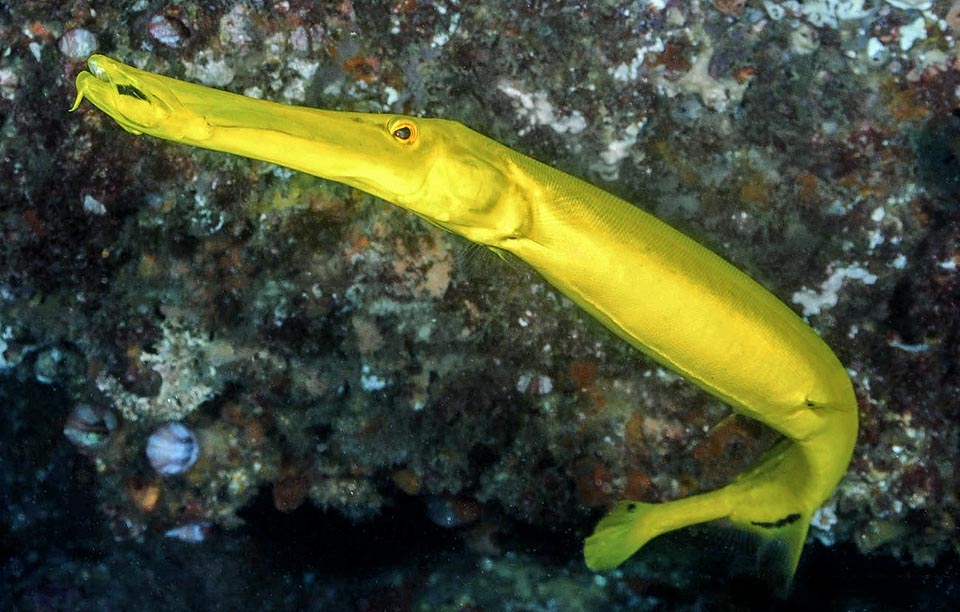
72 55 858 582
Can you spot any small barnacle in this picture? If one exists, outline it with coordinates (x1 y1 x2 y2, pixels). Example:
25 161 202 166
148 14 190 49
425 496 481 528
58 28 98 61
164 522 212 543
146 422 199 476
516 372 553 396
63 403 118 450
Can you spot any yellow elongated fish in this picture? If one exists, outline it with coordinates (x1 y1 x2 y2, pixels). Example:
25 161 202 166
72 55 858 582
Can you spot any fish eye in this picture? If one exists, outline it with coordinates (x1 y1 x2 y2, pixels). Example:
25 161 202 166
390 120 417 144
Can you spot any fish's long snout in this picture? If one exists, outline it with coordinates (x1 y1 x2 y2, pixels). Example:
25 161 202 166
68 55 414 197
71 55 213 140
70 55 114 112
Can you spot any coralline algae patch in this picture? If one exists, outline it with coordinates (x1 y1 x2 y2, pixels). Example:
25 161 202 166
2 0 960 608
792 263 878 318
94 320 229 422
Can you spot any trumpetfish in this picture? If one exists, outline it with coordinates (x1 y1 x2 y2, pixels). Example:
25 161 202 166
71 54 858 583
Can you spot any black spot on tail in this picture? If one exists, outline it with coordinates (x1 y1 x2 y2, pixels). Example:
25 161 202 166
751 513 801 529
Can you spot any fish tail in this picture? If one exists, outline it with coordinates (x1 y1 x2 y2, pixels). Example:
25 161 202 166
737 508 813 591
584 439 820 579
584 493 812 592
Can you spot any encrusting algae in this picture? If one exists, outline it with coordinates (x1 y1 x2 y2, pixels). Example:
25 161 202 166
71 53 858 587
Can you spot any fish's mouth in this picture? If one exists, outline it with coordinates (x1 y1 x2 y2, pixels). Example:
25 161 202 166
88 56 152 102
70 55 176 135
71 55 123 111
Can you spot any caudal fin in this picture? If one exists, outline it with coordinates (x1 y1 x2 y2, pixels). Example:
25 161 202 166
737 509 813 591
585 498 812 596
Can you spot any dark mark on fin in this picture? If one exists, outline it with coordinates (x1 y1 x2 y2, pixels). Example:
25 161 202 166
751 513 801 529
117 84 148 101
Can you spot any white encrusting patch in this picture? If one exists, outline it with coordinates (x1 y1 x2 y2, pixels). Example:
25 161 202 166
792 263 877 318
497 81 587 136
